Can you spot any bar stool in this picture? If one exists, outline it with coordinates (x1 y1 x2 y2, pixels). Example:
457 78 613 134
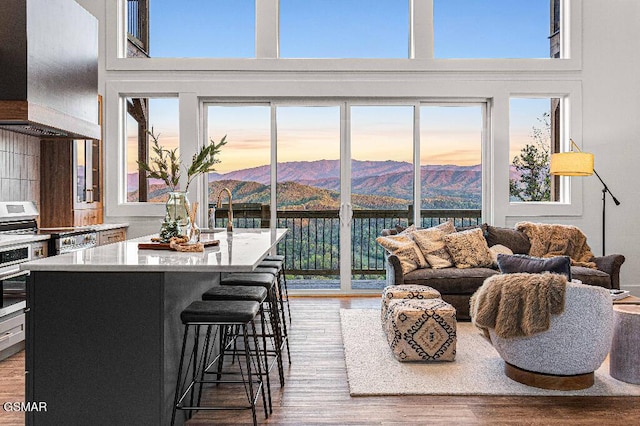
171 300 267 426
259 256 291 325
221 272 288 386
254 264 291 356
201 285 272 414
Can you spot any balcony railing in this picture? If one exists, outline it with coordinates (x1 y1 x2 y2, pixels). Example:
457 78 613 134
211 204 482 277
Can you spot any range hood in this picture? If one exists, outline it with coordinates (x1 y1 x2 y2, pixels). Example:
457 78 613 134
0 0 100 140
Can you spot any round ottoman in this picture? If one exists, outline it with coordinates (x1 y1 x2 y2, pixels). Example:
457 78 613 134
610 305 640 384
380 284 441 322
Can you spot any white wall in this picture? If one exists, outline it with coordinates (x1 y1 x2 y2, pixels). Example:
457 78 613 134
79 0 640 294
579 1 640 293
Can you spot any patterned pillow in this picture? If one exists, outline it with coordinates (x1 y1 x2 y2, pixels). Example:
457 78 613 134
376 235 428 274
376 234 412 252
443 228 494 269
411 221 456 269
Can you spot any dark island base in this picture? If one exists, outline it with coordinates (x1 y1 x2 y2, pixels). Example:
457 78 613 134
26 271 217 426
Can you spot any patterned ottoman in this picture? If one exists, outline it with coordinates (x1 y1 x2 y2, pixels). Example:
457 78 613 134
381 284 441 322
384 298 457 362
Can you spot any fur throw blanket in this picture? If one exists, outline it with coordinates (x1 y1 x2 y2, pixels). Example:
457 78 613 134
516 222 596 268
470 273 567 338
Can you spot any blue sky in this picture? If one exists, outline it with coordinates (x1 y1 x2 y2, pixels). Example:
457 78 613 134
434 0 549 59
149 0 550 59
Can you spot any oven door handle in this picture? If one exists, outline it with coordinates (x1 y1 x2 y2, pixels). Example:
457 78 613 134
0 268 29 281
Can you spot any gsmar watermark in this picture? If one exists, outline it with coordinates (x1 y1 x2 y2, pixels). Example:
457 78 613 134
3 401 47 412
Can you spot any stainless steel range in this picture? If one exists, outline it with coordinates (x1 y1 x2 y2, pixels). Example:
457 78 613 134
0 201 100 360
39 227 98 254
0 201 98 255
0 201 48 360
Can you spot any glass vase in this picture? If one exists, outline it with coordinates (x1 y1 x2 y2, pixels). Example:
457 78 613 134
165 191 191 233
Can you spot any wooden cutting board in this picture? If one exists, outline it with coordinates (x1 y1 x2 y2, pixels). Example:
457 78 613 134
138 239 220 250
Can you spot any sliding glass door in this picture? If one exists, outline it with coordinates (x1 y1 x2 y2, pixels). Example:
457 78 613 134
276 106 341 291
204 101 486 293
349 105 414 290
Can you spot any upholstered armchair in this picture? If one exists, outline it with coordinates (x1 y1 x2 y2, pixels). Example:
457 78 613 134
488 280 613 390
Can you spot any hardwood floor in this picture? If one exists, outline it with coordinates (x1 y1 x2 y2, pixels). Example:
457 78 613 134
1 296 638 425
0 348 24 426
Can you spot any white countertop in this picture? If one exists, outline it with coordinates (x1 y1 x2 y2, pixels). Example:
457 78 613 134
0 234 51 248
20 228 287 273
90 223 129 232
38 223 129 233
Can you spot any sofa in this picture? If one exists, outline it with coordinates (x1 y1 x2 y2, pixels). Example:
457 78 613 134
382 223 625 321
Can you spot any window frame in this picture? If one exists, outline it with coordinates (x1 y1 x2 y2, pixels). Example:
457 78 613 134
508 95 563 204
501 84 583 218
417 101 487 217
106 0 581 71
105 84 192 218
105 85 583 227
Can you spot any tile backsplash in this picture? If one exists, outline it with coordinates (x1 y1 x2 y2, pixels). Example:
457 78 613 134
0 129 40 206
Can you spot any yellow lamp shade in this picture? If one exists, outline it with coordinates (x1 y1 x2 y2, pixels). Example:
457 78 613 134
550 152 594 176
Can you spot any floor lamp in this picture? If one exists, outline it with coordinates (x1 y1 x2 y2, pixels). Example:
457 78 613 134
550 139 621 255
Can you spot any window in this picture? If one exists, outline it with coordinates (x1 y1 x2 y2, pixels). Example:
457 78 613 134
122 0 569 62
434 0 555 59
350 105 414 209
276 106 341 287
206 105 271 227
269 0 408 58
125 97 179 202
350 105 414 286
127 0 255 58
509 97 562 202
276 106 341 209
419 105 483 216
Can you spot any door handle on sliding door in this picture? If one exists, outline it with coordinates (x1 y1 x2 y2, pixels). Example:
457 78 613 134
339 203 353 226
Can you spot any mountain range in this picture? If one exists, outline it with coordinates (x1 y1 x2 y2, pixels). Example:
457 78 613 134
127 160 485 209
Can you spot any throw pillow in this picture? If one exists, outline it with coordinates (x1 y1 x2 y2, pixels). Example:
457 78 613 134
496 254 572 280
443 228 494 269
455 223 488 233
489 244 514 267
391 243 430 275
398 224 417 235
485 225 531 254
376 234 412 252
376 235 428 274
411 221 456 269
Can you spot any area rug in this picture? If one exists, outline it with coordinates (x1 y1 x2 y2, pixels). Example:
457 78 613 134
340 309 640 396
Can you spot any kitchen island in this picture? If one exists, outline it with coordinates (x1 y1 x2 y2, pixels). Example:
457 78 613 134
20 228 287 426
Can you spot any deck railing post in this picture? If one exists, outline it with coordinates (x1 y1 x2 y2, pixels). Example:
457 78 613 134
260 205 269 228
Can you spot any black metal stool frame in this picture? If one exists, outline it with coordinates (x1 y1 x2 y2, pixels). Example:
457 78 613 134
259 257 292 326
171 318 267 426
221 274 287 387
254 265 292 364
205 303 273 415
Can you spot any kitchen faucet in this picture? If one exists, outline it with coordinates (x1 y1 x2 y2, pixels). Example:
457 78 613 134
216 188 233 232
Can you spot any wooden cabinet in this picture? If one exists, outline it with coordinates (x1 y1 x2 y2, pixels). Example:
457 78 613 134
40 96 103 227
40 139 103 227
98 228 127 246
